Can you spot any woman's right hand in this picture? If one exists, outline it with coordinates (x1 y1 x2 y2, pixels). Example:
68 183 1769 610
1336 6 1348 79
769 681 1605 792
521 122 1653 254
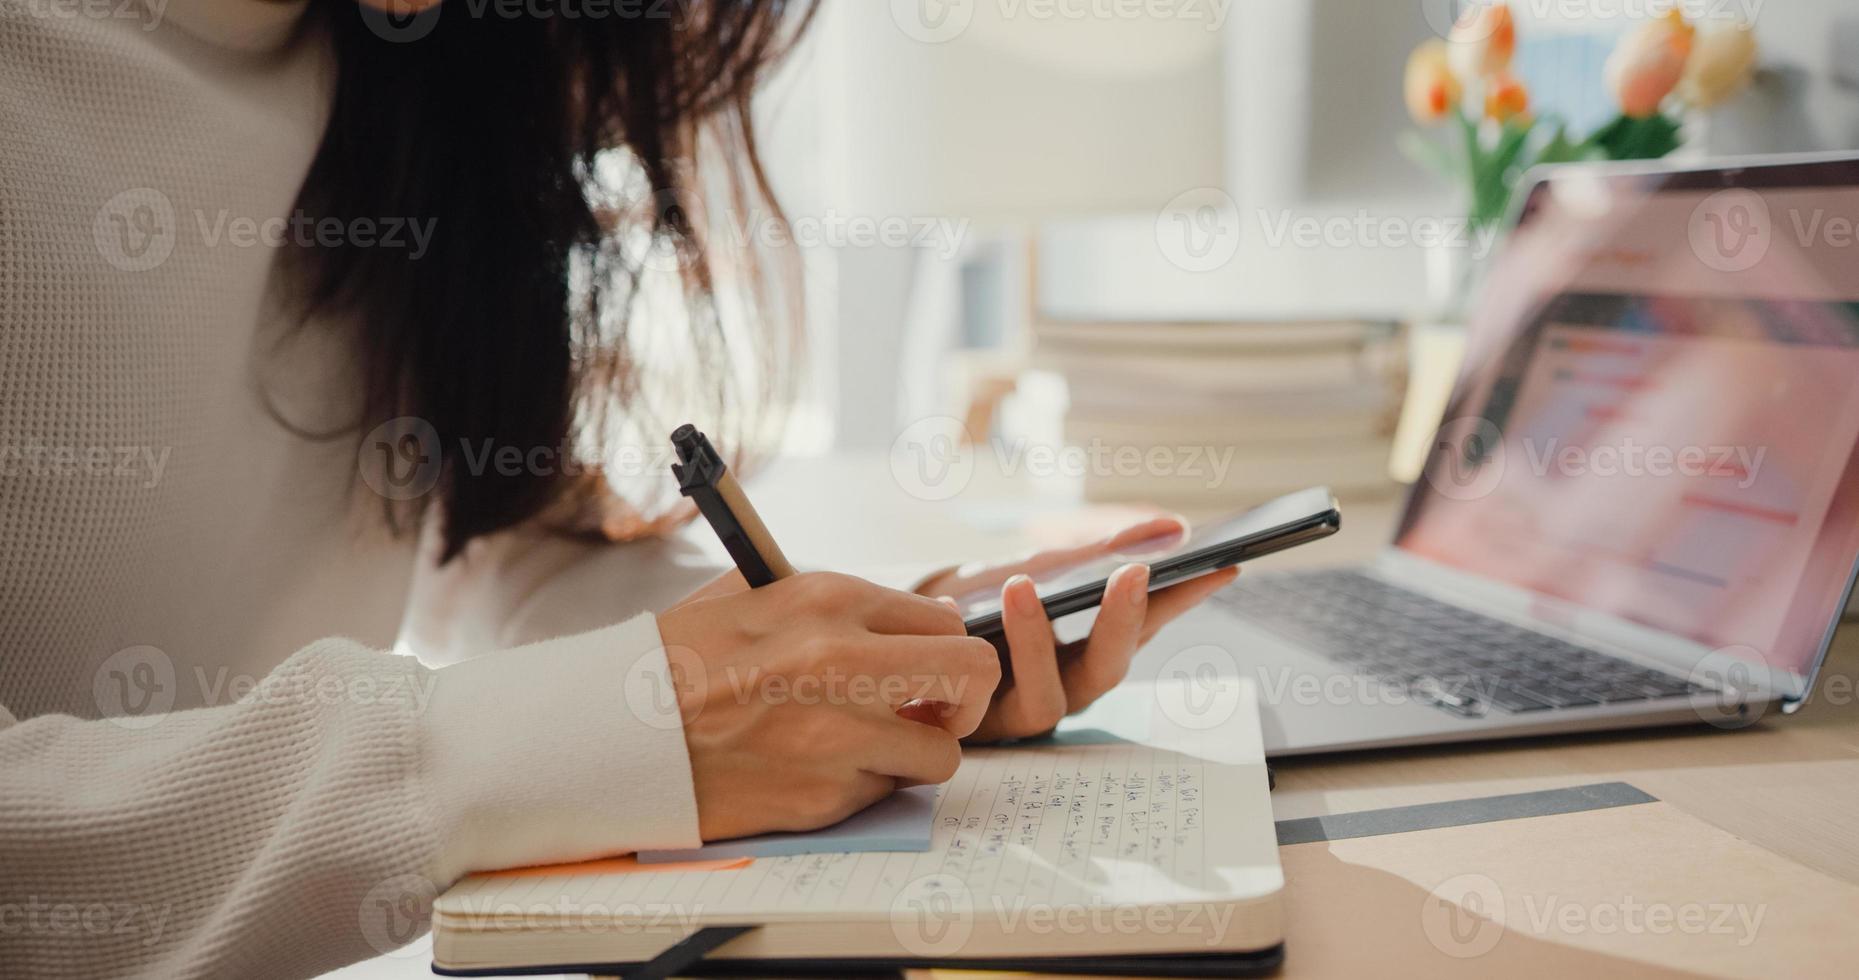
656 572 1001 842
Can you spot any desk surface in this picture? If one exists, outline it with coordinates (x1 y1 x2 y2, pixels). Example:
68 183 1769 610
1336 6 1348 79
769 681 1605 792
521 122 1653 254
327 453 1859 979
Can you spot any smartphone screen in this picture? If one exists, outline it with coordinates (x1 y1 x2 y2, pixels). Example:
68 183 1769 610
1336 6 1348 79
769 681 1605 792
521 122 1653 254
959 487 1342 639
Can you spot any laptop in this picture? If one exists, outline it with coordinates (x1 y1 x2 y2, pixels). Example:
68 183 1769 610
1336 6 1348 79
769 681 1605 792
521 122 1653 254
1161 153 1859 756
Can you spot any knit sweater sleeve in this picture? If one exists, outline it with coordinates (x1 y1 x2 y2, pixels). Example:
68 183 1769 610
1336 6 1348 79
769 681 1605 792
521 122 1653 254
0 615 701 980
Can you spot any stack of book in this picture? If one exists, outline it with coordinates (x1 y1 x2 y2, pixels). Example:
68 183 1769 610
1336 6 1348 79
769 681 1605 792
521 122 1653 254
1033 318 1406 509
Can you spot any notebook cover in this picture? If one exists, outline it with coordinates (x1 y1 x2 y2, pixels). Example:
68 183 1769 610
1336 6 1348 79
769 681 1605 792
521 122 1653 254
428 943 1285 978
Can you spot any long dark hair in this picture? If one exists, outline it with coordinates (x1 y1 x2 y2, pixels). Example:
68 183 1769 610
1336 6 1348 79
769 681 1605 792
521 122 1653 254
290 0 816 561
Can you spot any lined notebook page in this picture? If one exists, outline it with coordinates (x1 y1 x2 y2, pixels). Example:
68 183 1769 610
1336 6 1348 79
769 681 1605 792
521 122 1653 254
438 678 1280 923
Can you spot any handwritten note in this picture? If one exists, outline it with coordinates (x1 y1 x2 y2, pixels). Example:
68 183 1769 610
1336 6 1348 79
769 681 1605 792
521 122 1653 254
439 678 1279 925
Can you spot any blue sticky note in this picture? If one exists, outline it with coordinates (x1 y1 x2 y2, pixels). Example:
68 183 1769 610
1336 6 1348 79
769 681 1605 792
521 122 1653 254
1030 726 1135 747
636 784 938 863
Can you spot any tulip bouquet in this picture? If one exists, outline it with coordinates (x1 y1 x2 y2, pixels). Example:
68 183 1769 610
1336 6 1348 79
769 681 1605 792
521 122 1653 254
1402 3 1758 234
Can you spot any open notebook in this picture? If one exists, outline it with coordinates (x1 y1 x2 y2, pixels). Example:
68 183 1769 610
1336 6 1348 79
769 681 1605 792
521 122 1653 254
431 677 1284 976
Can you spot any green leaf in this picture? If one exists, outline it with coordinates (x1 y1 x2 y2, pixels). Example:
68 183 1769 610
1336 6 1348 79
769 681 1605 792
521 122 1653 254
1468 120 1536 229
1398 129 1462 181
1588 112 1684 161
1535 121 1603 166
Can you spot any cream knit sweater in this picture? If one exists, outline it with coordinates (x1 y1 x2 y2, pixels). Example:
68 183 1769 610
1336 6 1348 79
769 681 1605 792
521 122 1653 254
0 3 720 977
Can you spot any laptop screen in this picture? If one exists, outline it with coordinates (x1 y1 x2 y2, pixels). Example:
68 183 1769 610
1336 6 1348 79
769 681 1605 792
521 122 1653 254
1396 160 1859 681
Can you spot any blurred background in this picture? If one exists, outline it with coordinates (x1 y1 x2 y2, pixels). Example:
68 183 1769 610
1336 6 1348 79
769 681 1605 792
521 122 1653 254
712 0 1859 521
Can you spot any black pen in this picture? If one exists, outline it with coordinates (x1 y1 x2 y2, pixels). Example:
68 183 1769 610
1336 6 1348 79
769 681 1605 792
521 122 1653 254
670 424 796 587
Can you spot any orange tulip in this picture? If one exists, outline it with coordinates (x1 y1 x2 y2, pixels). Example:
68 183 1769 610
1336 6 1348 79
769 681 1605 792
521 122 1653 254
1484 72 1531 125
1447 2 1517 80
1405 40 1463 124
1606 10 1696 118
1679 22 1757 108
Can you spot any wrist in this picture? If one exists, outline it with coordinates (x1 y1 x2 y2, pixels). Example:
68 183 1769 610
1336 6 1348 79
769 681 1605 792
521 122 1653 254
419 614 701 882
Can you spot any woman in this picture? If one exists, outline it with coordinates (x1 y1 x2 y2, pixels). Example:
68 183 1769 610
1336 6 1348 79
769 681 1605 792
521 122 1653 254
0 1 1235 976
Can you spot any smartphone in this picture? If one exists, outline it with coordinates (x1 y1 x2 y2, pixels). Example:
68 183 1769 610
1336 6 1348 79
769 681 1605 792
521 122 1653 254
959 487 1342 641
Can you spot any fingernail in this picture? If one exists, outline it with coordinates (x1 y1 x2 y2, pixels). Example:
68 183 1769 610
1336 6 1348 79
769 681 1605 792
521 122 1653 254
1006 575 1033 613
937 596 960 612
1128 565 1150 606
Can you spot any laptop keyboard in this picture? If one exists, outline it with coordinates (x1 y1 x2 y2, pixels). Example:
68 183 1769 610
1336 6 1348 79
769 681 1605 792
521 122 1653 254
1211 569 1711 716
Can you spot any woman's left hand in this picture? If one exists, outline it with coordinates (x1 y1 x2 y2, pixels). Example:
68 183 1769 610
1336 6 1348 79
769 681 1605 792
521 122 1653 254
916 517 1239 743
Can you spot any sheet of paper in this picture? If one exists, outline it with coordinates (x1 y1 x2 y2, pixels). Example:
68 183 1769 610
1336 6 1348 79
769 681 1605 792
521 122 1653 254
638 785 939 863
